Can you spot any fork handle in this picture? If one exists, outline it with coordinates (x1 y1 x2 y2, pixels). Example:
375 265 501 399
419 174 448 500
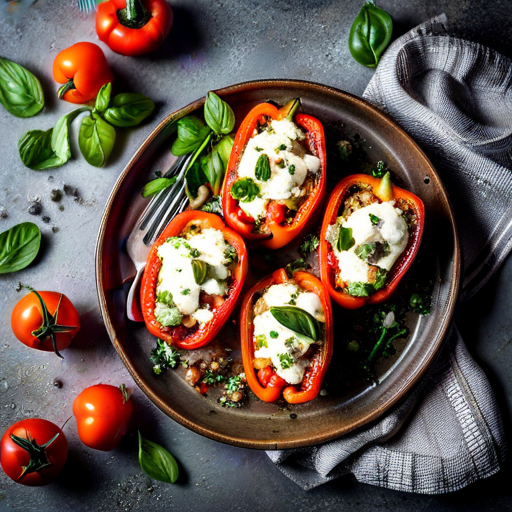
127 264 145 322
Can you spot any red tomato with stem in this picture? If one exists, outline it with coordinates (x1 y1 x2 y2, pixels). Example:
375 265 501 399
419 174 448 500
0 418 68 486
11 289 80 358
73 384 134 451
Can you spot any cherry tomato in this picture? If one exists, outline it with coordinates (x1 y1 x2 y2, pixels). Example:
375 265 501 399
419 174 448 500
73 384 134 451
53 42 113 104
11 289 80 358
1 418 68 486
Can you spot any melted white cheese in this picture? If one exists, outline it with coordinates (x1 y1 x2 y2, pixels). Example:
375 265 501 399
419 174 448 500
236 118 321 220
327 201 408 284
253 283 324 385
156 228 230 317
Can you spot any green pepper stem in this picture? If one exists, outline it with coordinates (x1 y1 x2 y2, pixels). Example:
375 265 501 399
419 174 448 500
118 0 150 29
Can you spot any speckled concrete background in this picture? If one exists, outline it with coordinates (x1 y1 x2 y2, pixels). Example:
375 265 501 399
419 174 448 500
0 1 511 511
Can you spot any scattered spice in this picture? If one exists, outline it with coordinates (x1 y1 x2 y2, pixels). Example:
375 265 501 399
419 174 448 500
0 206 8 219
52 378 63 389
42 216 51 224
50 189 63 202
27 202 42 215
51 226 59 233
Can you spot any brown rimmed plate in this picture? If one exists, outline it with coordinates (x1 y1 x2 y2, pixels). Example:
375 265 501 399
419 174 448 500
95 79 460 450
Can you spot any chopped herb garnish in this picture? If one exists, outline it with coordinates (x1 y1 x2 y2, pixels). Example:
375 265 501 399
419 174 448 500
369 213 380 225
285 337 295 347
277 160 286 168
371 160 387 178
288 164 295 175
346 282 375 297
285 257 307 277
224 244 238 263
181 288 191 295
255 154 271 181
373 268 388 291
270 331 279 339
189 248 201 258
176 268 182 272
277 144 287 151
337 226 355 252
278 353 294 370
203 369 225 385
299 233 319 257
230 177 260 203
410 293 430 315
255 334 268 349
150 339 182 375
254 146 263 152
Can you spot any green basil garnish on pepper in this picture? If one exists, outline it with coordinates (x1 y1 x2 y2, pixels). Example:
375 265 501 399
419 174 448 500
0 57 44 118
191 259 209 285
255 154 271 181
348 0 393 68
230 177 260 203
337 226 355 252
270 306 320 343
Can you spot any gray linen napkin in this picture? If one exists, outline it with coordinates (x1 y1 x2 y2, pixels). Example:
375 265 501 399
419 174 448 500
268 16 509 492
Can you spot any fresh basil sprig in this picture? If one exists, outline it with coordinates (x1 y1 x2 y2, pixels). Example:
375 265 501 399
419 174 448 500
171 116 211 156
255 154 271 181
104 92 155 127
142 176 177 198
0 57 44 118
348 1 393 68
19 108 88 170
79 112 116 168
0 222 41 274
204 91 235 136
93 82 111 115
337 226 355 252
138 432 179 484
201 146 224 196
270 306 321 343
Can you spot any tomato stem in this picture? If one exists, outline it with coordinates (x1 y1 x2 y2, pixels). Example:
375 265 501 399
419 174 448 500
117 0 151 29
10 432 59 482
119 384 130 404
58 80 76 99
29 288 77 358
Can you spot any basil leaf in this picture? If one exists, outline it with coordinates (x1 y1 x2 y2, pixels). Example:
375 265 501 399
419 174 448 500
0 57 44 118
216 134 234 167
270 306 320 342
230 178 260 203
142 177 177 198
255 154 271 181
103 93 155 127
346 282 375 297
355 242 375 261
201 146 224 195
171 116 211 156
348 1 393 68
373 268 388 291
337 226 355 252
138 432 179 484
0 222 41 274
94 82 111 115
204 91 235 136
191 260 209 285
185 159 208 199
79 112 116 167
18 108 86 170
369 213 380 225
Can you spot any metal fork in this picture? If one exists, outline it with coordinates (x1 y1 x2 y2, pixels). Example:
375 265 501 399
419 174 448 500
125 154 191 322
77 0 98 13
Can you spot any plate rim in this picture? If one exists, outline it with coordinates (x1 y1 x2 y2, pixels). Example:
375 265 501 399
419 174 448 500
95 78 461 449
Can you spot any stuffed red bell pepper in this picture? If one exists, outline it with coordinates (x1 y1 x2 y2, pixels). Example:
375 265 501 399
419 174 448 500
141 211 248 349
222 99 327 250
241 268 332 404
319 172 424 309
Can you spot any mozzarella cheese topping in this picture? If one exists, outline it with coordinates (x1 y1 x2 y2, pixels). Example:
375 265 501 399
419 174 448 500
326 201 408 285
156 228 231 323
236 118 321 220
253 283 324 385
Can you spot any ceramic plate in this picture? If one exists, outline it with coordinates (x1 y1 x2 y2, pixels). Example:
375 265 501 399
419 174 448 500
95 79 460 449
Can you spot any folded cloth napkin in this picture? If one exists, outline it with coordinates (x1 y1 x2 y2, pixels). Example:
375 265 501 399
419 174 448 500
268 15 510 493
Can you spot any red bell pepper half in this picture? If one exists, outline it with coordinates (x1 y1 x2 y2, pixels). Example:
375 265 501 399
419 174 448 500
240 268 333 404
319 173 425 309
96 0 173 57
140 211 248 349
222 101 327 250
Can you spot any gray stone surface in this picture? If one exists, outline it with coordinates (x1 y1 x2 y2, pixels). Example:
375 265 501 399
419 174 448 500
0 0 511 510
